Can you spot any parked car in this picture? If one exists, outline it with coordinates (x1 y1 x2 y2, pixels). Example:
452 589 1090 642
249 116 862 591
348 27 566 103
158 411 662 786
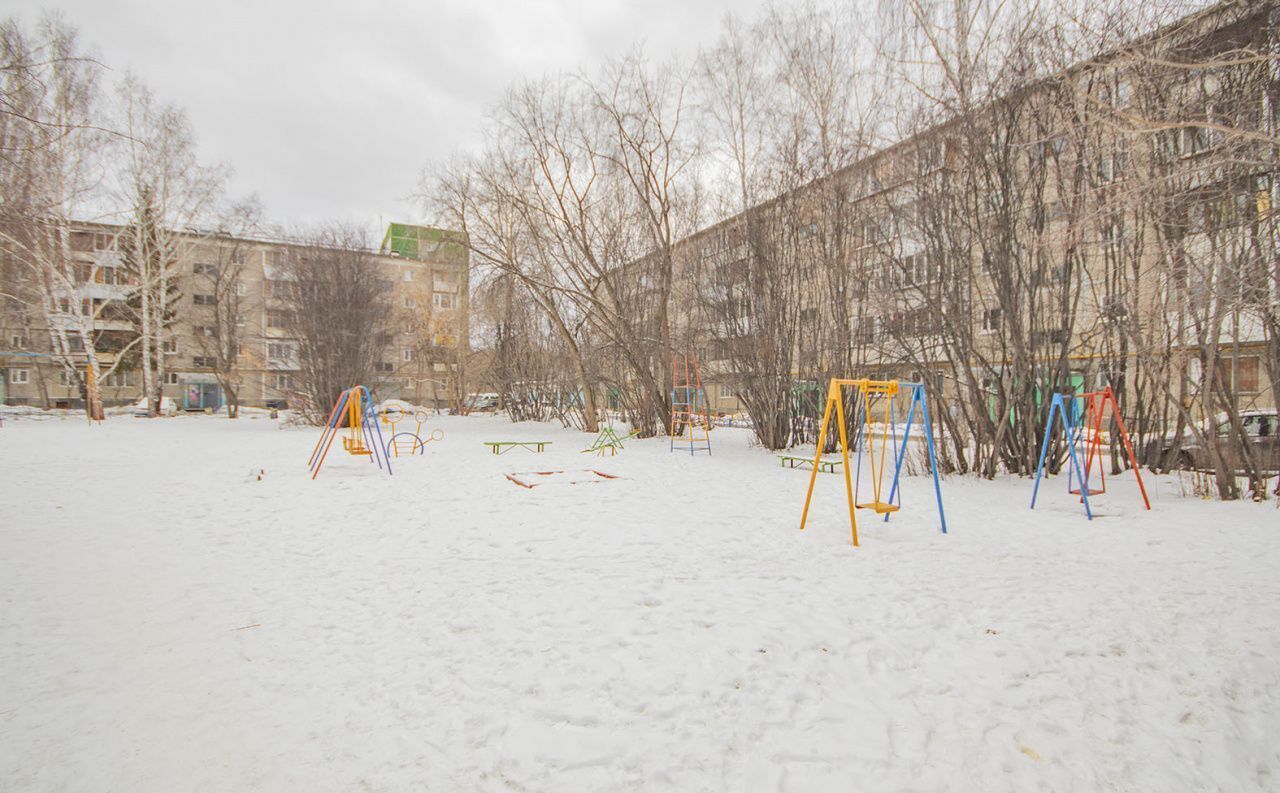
464 392 499 412
1151 409 1280 474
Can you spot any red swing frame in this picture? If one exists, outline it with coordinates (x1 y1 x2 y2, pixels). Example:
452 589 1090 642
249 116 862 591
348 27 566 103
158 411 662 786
1069 385 1151 509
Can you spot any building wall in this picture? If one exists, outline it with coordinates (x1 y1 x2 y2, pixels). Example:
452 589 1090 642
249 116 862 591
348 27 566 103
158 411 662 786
0 223 470 410
670 0 1277 422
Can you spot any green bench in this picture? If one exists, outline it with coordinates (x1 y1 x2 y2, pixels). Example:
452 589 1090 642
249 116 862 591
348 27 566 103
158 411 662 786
779 454 843 473
484 441 552 455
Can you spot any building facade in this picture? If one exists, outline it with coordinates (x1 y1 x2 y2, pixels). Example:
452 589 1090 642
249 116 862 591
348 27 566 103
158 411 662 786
0 222 469 411
671 0 1278 432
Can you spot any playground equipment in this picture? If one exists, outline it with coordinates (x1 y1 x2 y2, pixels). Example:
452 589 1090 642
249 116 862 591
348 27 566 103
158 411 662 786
381 406 443 457
1030 385 1150 519
308 386 392 479
583 426 638 457
799 378 948 546
670 353 712 455
505 469 620 489
484 440 552 454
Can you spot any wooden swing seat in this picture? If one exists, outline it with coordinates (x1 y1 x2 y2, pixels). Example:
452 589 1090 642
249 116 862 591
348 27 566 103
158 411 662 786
1068 488 1104 495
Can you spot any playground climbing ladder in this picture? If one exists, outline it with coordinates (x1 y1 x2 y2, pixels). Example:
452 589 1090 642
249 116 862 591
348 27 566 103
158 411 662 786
670 353 712 455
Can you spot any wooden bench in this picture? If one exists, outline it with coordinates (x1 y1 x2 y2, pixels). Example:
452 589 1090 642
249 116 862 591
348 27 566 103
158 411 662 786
779 454 843 473
484 441 552 455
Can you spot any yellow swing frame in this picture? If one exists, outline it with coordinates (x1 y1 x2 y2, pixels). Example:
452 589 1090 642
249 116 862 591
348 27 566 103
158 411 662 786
798 378 900 547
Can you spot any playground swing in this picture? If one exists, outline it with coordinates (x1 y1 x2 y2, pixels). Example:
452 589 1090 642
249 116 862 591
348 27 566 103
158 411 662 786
382 407 444 458
852 380 902 514
1030 385 1151 519
308 386 393 479
799 378 948 546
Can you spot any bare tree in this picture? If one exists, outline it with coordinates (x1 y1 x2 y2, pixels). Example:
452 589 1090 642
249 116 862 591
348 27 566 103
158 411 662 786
276 225 392 423
189 200 261 418
112 73 229 416
0 15 132 415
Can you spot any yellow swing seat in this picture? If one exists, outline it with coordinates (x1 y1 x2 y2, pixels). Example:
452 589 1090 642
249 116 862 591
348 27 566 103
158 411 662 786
342 436 372 455
856 501 901 514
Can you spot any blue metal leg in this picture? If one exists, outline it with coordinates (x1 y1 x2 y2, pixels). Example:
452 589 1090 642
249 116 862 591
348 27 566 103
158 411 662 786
883 392 918 523
363 388 393 476
1030 395 1060 509
919 388 947 533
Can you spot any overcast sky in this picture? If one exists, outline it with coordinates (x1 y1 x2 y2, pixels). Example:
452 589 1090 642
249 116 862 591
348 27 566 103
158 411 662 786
8 0 774 234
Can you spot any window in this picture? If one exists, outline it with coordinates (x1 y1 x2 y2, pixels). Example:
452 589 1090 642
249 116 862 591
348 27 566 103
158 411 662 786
236 314 247 327
1098 156 1116 184
8 368 29 385
433 334 457 348
433 272 456 291
274 374 291 390
404 296 417 309
903 253 938 285
162 339 178 354
1217 357 1260 393
1182 126 1211 157
193 294 216 306
165 372 179 385
267 310 288 329
194 262 218 277
104 371 132 388
980 307 1002 333
192 356 214 368
267 342 295 362
68 336 84 353
720 384 736 399
235 282 247 297
402 349 413 362
10 335 28 348
402 270 414 282
194 325 216 337
378 362 395 373
229 251 246 265
1114 79 1131 108
432 293 455 310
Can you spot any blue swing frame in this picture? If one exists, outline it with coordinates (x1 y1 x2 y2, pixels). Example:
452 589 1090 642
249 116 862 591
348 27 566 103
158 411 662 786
847 381 948 533
1029 392 1093 519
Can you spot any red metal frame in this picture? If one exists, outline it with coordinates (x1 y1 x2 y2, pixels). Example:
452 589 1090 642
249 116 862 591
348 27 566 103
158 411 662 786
1070 386 1151 510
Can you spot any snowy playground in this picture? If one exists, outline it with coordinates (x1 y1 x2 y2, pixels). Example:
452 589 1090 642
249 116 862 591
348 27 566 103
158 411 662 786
1 412 1278 792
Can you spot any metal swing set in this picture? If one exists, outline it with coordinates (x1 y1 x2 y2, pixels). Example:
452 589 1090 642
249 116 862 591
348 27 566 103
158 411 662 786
799 378 948 547
308 385 393 479
1030 385 1151 519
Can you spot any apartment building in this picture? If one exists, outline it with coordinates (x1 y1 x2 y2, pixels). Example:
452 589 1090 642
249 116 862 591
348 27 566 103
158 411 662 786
674 0 1278 420
0 222 469 410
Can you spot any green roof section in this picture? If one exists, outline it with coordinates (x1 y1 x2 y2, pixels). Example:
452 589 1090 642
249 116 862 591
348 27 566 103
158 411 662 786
379 223 468 262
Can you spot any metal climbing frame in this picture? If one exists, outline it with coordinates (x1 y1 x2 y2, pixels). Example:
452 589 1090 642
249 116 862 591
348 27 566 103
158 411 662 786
669 353 712 455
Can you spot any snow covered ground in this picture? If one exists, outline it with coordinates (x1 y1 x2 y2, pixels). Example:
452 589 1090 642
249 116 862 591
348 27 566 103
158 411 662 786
1 412 1277 792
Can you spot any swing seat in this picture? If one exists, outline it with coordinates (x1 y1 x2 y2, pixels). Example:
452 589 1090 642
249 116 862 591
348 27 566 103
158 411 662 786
342 437 371 455
1068 487 1105 496
856 501 900 514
